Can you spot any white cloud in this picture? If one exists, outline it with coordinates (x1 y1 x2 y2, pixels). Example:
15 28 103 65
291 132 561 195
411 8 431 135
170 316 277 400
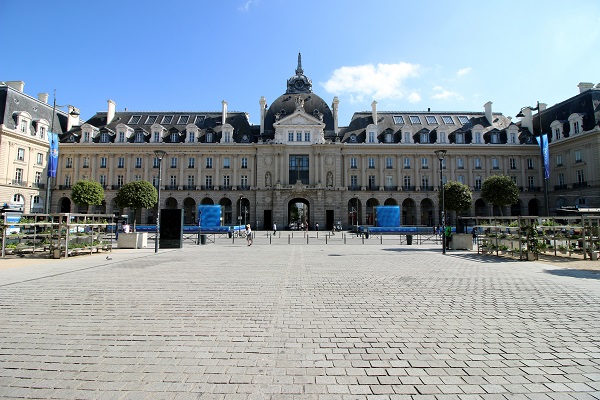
431 85 463 101
457 67 472 77
408 92 421 103
322 62 420 102
238 0 256 12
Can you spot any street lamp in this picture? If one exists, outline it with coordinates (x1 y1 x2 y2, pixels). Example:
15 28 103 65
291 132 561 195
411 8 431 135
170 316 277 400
154 149 167 253
238 195 244 227
435 150 447 254
516 102 549 216
45 90 79 213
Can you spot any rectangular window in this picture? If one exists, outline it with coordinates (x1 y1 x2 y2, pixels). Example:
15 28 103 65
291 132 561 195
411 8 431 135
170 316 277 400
83 157 90 168
556 154 562 166
492 158 499 169
425 116 437 124
474 132 482 144
188 131 195 143
510 158 517 169
528 176 535 188
206 157 213 168
386 175 393 187
17 148 25 161
153 132 160 143
575 150 582 162
403 176 411 188
421 157 428 169
350 175 358 187
223 175 230 187
368 157 375 169
304 131 310 142
458 116 470 124
350 157 357 169
438 132 447 143
240 175 248 188
441 116 454 125
128 115 141 124
223 157 231 169
170 157 177 168
134 175 141 182
145 115 158 124
455 133 464 144
188 157 195 168
404 132 411 143
404 157 411 169
64 175 71 187
510 132 517 143
161 115 173 124
170 175 177 186
118 132 125 142
511 176 517 185
368 131 375 143
187 175 195 187
577 169 584 183
368 175 376 189
223 131 231 143
177 115 190 124
457 158 464 169
557 173 564 186
205 175 213 187
241 157 248 169
386 157 393 169
117 175 124 187
296 131 302 142
457 175 464 184
475 176 482 190
99 175 106 186
393 116 405 124
153 157 159 168
66 157 73 168
100 157 107 168
420 133 429 143
474 158 481 169
83 132 90 142
289 155 309 184
421 176 429 188
40 127 46 138
118 157 125 168
35 171 42 184
205 132 213 143
15 168 23 183
135 157 142 168
527 158 534 169
36 153 43 165
288 131 294 142
409 116 421 124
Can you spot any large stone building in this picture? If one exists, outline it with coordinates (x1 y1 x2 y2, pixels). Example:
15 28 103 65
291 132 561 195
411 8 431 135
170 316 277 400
2 58 599 229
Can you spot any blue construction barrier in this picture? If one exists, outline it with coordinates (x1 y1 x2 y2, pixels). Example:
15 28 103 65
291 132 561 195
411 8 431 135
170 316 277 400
359 226 456 234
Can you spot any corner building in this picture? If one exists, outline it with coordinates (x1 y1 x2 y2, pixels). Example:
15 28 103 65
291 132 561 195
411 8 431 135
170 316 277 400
42 57 599 229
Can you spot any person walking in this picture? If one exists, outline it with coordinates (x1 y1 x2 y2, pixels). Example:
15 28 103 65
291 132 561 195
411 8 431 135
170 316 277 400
315 222 319 231
472 227 478 245
444 225 452 250
245 224 253 246
273 222 277 235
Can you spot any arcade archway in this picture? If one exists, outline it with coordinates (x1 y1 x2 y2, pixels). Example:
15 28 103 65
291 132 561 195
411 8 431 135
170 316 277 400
288 198 310 230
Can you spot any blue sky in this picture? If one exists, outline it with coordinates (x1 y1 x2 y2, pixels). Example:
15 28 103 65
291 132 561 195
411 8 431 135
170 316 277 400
2 0 599 126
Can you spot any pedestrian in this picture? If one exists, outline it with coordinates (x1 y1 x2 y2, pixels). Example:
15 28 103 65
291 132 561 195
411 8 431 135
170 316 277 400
444 225 452 250
315 222 319 231
273 222 277 235
245 224 253 246
472 227 478 245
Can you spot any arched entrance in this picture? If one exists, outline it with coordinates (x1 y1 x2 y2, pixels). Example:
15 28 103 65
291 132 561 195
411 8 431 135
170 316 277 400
366 198 379 225
201 197 214 205
528 199 540 216
183 197 196 224
348 198 361 230
402 198 416 225
384 198 398 206
475 199 487 216
219 198 233 225
288 198 309 230
165 197 178 209
420 198 434 226
59 197 71 213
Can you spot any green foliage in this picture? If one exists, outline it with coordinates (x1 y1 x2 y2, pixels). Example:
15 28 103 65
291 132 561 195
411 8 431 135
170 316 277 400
481 175 519 214
115 181 158 212
440 181 473 213
71 180 105 207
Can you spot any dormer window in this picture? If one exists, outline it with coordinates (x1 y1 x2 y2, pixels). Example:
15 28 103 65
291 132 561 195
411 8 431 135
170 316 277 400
350 134 357 143
223 131 232 143
393 116 405 124
420 132 429 143
568 113 584 136
368 131 376 143
385 133 393 143
39 126 46 139
425 116 437 124
161 115 173 124
491 133 499 144
83 131 91 142
188 131 195 143
442 116 454 125
409 116 421 124
134 132 144 143
177 115 189 124
153 131 160 143
455 133 464 144
118 131 126 142
195 115 205 124
206 132 213 143
474 132 482 144
128 115 142 124
145 115 157 124
100 133 110 143
170 132 179 143
458 116 470 125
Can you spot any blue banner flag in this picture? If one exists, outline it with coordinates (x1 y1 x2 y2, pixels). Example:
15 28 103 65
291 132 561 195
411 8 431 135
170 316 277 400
536 134 550 179
48 132 59 178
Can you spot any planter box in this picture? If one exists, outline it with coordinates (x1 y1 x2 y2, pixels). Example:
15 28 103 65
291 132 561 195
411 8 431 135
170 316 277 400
450 233 472 250
117 232 148 249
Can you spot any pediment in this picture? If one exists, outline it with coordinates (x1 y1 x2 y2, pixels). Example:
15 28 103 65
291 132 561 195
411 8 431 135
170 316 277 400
274 111 325 128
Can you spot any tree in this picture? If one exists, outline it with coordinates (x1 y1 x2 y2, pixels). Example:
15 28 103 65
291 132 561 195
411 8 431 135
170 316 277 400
481 175 519 216
71 180 105 213
439 181 472 227
114 181 158 230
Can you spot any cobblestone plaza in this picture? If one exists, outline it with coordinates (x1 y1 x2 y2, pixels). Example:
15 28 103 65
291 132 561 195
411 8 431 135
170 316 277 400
1 238 599 399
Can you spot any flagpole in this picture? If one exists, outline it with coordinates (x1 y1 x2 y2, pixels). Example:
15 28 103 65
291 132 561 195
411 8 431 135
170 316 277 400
45 90 57 214
538 101 550 217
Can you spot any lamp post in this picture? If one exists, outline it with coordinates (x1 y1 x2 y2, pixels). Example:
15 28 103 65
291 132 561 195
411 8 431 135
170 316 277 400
45 90 79 213
154 149 167 253
516 102 549 216
238 195 244 227
435 150 447 254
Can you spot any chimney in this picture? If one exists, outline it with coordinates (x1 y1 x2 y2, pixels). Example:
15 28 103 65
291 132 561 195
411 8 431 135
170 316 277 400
67 105 80 131
6 81 25 92
578 82 594 93
221 100 228 125
371 100 378 125
107 99 116 124
38 93 49 104
259 96 267 135
484 101 493 125
538 102 547 112
332 96 339 134
520 107 534 133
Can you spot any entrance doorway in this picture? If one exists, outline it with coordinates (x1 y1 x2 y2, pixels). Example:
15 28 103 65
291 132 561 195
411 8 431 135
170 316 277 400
288 198 309 230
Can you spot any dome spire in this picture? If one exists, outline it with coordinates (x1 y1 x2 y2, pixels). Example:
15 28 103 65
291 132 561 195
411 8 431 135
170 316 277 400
296 52 303 76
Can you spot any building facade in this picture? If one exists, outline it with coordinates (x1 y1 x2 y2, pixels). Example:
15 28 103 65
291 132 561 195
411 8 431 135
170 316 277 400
2 60 599 229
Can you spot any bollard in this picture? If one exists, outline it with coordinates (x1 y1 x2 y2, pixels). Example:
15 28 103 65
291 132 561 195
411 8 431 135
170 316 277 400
362 236 364 244
307 235 309 244
380 235 383 244
326 235 328 245
269 234 272 244
344 233 346 244
288 234 290 244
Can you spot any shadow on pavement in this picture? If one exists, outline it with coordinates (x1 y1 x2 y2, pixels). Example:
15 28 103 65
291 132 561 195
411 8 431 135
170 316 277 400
544 269 600 280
